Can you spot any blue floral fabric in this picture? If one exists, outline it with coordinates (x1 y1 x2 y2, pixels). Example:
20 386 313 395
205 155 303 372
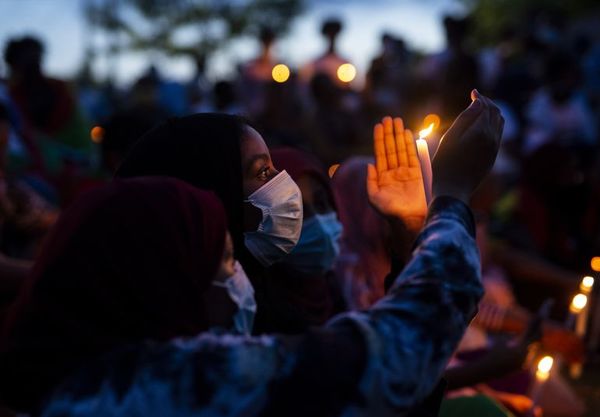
42 197 483 417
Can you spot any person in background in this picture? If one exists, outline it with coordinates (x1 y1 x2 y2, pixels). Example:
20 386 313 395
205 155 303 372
4 36 91 177
239 27 278 117
332 157 391 309
268 147 346 331
0 177 249 413
37 90 502 417
300 18 351 87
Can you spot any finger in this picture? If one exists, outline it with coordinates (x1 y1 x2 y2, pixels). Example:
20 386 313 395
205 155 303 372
404 129 420 168
373 123 387 174
383 116 398 169
366 163 380 197
394 117 408 167
444 97 484 141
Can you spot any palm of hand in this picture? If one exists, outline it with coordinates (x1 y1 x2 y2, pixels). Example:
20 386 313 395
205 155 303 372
367 117 427 229
370 165 426 220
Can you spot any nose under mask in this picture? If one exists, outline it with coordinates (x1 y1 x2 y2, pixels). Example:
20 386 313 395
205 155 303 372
244 170 303 266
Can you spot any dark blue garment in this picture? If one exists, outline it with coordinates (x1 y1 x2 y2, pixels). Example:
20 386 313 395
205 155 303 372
42 197 482 417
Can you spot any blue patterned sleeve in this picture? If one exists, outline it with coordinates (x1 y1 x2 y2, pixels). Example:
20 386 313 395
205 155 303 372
325 196 483 415
41 197 482 417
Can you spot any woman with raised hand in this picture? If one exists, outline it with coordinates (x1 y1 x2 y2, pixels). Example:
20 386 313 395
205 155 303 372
37 91 503 417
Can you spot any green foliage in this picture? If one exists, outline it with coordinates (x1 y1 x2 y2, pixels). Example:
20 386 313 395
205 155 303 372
84 0 304 60
458 0 600 45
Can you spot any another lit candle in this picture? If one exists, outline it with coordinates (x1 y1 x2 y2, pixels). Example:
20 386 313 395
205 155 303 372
530 355 554 415
580 276 594 294
566 293 588 334
416 123 434 204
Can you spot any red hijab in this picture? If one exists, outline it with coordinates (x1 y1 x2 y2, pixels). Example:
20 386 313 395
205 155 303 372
0 177 227 412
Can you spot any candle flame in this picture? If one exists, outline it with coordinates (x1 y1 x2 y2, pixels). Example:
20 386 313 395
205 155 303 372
419 123 435 139
570 293 588 312
537 356 554 373
582 276 594 290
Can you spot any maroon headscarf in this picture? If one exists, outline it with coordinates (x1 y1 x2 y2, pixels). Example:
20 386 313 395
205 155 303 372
332 157 390 309
0 177 227 412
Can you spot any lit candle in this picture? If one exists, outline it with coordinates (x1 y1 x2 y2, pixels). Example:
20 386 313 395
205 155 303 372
580 276 594 294
416 123 434 204
530 355 554 415
566 293 588 333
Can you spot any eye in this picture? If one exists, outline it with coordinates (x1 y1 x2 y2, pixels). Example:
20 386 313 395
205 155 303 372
258 166 271 181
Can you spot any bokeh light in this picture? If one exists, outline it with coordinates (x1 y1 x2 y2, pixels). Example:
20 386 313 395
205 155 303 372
591 257 600 272
337 63 356 83
423 114 441 130
272 64 290 83
570 293 588 313
90 126 104 144
328 164 340 178
538 355 554 373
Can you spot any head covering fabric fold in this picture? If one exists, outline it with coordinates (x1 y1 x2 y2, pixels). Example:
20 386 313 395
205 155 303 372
116 113 246 257
0 177 227 412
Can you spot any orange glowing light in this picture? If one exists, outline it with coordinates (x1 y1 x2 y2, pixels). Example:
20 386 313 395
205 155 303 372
90 126 104 144
423 114 441 130
337 63 356 83
580 276 594 293
591 257 600 272
419 123 435 139
570 293 588 313
272 64 290 83
536 355 554 381
328 164 340 178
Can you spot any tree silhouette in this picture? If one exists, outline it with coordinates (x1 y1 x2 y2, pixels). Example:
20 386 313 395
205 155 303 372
84 0 304 62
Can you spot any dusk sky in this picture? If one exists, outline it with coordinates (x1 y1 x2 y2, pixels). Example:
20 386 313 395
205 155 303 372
0 0 466 86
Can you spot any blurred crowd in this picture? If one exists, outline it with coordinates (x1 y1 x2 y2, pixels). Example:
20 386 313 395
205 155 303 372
0 7 599 417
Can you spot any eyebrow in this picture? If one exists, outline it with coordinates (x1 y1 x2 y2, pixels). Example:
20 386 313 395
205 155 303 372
244 153 270 175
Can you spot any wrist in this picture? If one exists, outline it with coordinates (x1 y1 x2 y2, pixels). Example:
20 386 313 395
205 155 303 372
432 185 470 205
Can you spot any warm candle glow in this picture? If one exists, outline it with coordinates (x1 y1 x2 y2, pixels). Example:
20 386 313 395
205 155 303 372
570 293 588 313
536 355 554 381
580 276 594 293
423 114 441 130
337 63 356 83
272 64 290 83
419 123 435 139
328 164 340 178
90 126 104 144
591 257 600 272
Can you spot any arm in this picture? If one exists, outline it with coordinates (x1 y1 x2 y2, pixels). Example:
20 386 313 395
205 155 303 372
41 197 482 417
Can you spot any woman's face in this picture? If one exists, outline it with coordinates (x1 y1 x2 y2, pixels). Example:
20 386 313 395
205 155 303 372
240 126 279 197
214 232 236 282
240 126 279 231
202 231 238 328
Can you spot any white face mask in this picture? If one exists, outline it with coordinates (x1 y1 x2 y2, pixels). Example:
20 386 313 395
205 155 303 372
212 261 256 335
244 170 303 266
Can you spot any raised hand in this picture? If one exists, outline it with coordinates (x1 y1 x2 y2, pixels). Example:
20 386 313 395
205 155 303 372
432 89 504 203
367 116 427 232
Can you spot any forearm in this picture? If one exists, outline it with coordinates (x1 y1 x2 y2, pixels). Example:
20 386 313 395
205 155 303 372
328 197 483 412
